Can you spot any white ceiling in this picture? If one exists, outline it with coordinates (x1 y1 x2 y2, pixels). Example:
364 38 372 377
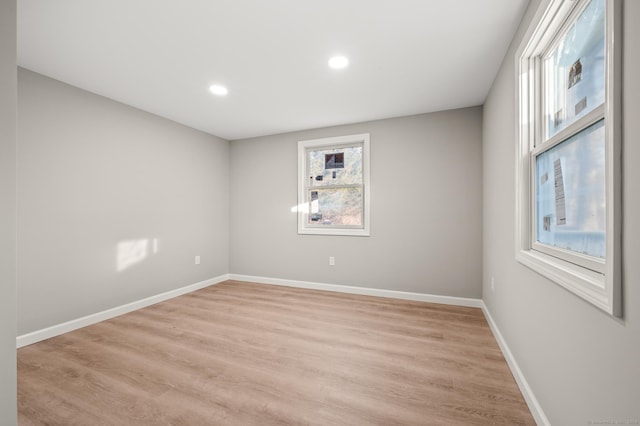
18 0 528 140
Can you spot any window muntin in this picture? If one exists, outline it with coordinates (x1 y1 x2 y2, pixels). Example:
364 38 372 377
297 134 370 236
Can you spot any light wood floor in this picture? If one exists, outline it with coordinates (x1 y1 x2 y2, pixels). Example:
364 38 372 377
18 280 535 425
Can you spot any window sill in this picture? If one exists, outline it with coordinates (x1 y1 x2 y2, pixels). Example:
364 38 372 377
298 227 370 237
515 249 615 315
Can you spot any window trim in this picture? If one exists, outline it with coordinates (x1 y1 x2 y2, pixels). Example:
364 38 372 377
297 133 371 236
515 0 622 316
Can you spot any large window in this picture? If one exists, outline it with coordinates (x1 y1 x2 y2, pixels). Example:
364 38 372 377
297 133 370 236
516 0 621 316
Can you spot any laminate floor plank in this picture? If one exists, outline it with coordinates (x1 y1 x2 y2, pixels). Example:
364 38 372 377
18 280 535 425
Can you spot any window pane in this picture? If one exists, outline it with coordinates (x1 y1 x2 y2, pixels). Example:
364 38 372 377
535 119 605 258
308 187 363 226
544 0 605 138
308 145 363 187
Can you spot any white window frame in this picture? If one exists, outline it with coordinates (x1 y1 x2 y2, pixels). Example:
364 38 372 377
297 133 370 236
515 0 622 316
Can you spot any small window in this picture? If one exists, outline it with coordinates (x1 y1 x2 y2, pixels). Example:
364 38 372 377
297 134 370 236
516 0 621 316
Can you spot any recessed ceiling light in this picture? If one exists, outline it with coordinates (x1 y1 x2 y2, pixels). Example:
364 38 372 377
209 84 228 96
328 56 349 69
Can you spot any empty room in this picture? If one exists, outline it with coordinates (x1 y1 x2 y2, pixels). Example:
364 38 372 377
1 0 639 424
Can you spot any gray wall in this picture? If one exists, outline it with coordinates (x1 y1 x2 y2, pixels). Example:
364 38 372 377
17 69 230 335
230 108 483 298
483 0 640 424
0 0 17 423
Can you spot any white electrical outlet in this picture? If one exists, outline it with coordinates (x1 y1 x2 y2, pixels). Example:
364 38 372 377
195 255 201 265
491 277 495 292
329 256 335 266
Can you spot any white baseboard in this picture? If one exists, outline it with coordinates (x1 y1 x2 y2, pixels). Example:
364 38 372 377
481 302 550 426
16 274 230 348
228 274 483 308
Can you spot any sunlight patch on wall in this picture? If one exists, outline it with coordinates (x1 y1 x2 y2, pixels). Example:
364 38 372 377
290 203 309 213
116 238 159 272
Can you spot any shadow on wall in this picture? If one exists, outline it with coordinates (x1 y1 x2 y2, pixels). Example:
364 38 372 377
116 238 159 272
